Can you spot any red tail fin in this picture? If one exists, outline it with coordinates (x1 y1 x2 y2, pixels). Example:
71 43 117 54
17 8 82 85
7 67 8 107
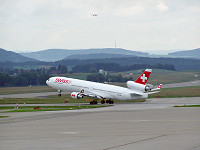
135 69 152 85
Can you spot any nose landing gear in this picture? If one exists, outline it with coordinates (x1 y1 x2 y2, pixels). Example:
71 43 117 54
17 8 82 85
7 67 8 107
58 90 62 97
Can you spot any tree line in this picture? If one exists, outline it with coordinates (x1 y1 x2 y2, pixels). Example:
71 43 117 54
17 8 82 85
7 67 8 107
0 65 68 87
0 72 50 87
1 56 200 71
87 73 133 83
0 62 176 87
72 63 176 73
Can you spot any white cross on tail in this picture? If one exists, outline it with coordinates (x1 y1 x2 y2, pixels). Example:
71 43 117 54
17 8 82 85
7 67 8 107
140 74 147 82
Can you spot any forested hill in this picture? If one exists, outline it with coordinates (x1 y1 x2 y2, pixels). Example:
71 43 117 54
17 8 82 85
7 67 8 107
64 53 136 60
21 48 149 62
168 48 200 58
1 56 200 71
0 48 39 62
55 57 200 71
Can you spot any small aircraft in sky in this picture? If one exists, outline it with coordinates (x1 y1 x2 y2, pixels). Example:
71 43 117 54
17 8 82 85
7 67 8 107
46 69 162 104
91 14 98 16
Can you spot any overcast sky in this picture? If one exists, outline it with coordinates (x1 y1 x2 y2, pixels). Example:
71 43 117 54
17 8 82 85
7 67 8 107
0 0 199 54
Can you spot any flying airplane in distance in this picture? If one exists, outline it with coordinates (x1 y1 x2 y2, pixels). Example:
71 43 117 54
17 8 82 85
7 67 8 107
46 69 162 104
91 14 98 16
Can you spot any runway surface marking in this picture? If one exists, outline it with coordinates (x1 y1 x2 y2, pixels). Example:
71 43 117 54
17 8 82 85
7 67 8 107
102 135 167 150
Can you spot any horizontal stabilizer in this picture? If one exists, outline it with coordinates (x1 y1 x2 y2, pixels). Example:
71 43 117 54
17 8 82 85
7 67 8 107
151 84 162 91
147 91 160 94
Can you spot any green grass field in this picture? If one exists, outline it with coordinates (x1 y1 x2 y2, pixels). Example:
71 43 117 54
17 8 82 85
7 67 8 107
125 69 200 85
0 86 200 104
0 86 55 95
0 105 111 113
174 105 200 107
0 95 145 104
0 116 9 118
149 86 200 98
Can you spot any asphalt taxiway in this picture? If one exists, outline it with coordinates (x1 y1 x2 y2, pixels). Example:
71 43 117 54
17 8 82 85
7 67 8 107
0 97 200 150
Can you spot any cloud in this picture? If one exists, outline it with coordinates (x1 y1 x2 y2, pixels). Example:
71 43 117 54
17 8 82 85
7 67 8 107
156 2 169 12
0 0 199 52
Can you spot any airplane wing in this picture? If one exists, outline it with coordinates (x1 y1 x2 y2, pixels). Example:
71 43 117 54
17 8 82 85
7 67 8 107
130 91 144 96
80 89 110 99
146 91 160 94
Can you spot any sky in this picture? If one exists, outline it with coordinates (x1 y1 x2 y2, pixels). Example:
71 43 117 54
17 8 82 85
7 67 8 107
0 0 199 54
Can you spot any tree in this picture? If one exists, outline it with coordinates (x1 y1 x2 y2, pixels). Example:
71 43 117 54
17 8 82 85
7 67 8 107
0 73 13 86
19 72 38 85
87 73 106 83
89 67 97 73
38 74 51 85
15 77 28 86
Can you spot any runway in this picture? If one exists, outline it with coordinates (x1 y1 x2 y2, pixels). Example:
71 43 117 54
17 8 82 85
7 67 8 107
0 97 200 150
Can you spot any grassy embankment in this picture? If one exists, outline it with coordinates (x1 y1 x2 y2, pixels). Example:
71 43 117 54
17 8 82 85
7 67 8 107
0 105 110 113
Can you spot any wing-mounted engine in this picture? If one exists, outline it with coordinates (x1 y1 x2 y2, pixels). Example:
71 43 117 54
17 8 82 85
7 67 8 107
127 81 152 92
71 92 83 99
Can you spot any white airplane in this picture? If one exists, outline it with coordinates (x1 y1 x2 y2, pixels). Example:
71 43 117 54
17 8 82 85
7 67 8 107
46 69 162 104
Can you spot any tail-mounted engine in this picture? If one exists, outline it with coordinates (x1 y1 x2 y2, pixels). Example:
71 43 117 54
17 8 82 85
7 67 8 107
71 92 83 99
127 81 152 92
145 84 153 91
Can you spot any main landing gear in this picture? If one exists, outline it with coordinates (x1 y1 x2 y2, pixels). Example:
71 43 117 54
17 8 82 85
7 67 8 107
101 100 105 104
106 99 114 104
90 99 114 105
101 99 114 104
90 100 98 105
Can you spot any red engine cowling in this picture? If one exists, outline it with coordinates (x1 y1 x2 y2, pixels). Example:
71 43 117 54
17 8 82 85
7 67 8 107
127 81 151 92
71 92 83 99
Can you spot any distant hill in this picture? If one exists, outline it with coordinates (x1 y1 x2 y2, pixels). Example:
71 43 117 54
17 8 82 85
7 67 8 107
168 48 200 58
0 48 39 62
1 55 200 71
64 53 136 60
21 48 149 62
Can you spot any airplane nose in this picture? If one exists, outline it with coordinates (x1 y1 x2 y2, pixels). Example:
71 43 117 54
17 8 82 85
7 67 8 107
46 78 50 85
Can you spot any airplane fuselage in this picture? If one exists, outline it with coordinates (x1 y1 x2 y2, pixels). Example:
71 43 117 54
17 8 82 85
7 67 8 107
46 77 148 101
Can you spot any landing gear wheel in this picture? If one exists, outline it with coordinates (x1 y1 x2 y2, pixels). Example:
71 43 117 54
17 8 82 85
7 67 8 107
90 100 98 105
58 90 62 97
106 99 114 104
101 100 105 104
